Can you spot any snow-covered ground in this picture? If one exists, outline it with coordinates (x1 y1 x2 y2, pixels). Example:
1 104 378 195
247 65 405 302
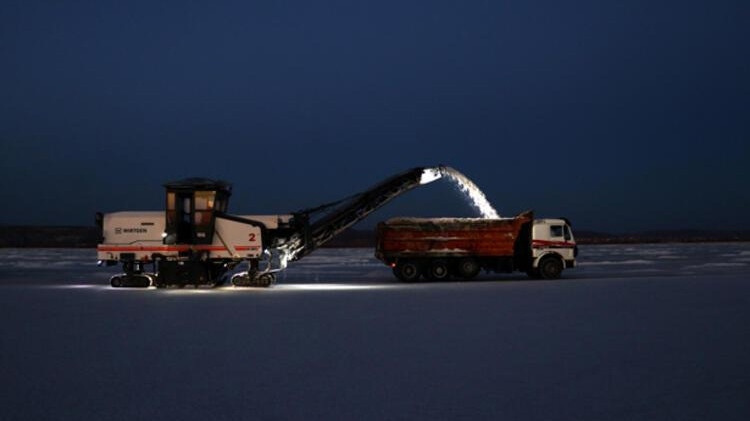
1 244 749 420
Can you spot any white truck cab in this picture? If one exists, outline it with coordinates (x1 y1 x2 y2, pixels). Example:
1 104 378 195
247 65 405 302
529 218 577 277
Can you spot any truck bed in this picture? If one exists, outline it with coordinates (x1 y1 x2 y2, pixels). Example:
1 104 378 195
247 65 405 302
375 211 533 260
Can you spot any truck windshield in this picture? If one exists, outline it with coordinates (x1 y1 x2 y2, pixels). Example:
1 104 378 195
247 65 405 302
564 225 573 241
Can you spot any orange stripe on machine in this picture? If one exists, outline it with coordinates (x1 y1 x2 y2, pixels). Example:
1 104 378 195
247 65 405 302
97 245 261 252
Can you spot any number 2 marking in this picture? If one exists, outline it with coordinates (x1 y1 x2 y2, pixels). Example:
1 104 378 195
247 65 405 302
248 233 256 242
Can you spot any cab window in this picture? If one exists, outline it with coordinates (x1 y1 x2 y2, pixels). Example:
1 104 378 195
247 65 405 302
194 191 215 227
194 191 215 210
215 198 226 213
564 225 573 241
166 192 176 226
550 225 564 238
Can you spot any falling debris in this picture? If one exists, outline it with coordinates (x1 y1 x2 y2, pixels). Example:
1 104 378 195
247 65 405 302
420 167 500 219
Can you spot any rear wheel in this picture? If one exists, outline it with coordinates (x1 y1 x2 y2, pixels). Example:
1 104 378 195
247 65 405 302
393 261 421 282
428 260 450 281
539 256 563 280
456 258 480 279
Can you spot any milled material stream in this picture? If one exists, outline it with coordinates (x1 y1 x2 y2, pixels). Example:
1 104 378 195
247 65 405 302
421 166 500 219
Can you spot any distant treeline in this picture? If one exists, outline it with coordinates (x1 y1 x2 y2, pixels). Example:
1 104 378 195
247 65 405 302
1 226 749 248
572 230 750 244
0 226 101 248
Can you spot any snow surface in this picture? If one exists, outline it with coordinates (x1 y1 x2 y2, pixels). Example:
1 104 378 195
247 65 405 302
1 244 750 420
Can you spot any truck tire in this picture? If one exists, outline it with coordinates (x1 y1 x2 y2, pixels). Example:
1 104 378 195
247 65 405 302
428 260 450 281
394 261 421 282
539 256 563 280
457 257 480 279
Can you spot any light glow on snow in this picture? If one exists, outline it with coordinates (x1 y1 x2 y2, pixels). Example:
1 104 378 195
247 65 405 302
44 283 120 291
274 283 391 291
163 288 218 294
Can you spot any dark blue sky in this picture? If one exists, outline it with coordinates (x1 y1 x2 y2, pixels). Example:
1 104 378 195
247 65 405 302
1 0 748 232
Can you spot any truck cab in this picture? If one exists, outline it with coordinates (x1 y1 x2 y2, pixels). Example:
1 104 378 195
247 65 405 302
529 218 577 278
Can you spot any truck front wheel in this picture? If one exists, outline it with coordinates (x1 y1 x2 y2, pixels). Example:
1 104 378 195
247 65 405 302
394 261 421 282
539 256 563 280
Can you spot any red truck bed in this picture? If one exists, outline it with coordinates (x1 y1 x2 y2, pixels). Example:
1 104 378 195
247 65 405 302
375 211 533 260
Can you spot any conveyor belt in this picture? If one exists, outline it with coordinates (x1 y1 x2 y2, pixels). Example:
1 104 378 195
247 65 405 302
275 166 445 261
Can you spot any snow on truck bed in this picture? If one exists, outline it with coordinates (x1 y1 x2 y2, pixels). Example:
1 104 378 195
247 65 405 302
385 217 517 223
1 243 750 420
383 217 524 230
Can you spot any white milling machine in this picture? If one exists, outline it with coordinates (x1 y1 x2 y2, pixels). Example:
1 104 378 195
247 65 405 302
97 167 451 287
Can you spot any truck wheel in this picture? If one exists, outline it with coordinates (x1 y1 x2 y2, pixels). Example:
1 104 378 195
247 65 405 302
457 258 480 279
539 256 563 280
394 261 421 282
428 260 450 281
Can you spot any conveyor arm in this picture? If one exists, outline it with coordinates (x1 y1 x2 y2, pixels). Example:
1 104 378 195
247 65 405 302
275 166 444 261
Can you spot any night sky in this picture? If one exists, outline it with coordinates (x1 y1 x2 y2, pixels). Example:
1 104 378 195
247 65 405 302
1 0 748 232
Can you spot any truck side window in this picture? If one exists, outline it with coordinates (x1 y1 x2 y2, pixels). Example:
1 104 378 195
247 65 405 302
550 225 564 238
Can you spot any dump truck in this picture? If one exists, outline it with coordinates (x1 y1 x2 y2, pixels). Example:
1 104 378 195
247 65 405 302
375 211 577 281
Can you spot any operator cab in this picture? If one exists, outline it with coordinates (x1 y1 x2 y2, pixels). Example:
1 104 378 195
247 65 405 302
163 178 232 245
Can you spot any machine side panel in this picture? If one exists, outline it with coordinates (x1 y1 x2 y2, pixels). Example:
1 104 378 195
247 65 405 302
212 218 263 258
236 214 293 230
97 212 167 261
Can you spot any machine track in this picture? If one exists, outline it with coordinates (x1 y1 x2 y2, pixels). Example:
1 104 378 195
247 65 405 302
230 272 275 287
110 273 154 288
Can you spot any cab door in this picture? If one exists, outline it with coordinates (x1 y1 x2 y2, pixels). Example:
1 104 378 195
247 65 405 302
166 191 194 244
192 190 217 244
